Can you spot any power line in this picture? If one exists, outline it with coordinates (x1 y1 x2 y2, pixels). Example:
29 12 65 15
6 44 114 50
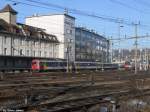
18 0 150 30
133 0 150 8
24 0 123 23
6 0 62 11
109 0 150 14
110 35 150 40
5 0 150 33
5 0 137 26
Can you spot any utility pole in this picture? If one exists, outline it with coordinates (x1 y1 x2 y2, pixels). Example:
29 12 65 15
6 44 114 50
111 36 113 63
118 21 121 65
67 46 69 73
66 39 72 73
66 42 69 73
118 19 124 68
133 22 140 74
101 48 104 71
145 48 148 71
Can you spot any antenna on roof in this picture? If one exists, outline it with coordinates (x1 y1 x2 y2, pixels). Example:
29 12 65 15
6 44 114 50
33 13 38 16
12 2 19 6
64 8 68 14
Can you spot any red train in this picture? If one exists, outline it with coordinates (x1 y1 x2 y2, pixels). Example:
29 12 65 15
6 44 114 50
124 61 133 70
32 59 67 71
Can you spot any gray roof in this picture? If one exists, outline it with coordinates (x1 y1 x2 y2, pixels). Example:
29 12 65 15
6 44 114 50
0 19 59 43
0 4 18 14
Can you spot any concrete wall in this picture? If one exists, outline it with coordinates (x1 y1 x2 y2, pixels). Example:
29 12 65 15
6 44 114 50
0 33 58 58
25 14 75 61
0 12 16 25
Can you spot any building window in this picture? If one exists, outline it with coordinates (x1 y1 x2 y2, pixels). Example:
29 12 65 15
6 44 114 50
27 50 29 56
12 38 15 45
27 41 29 46
66 29 71 34
4 36 7 44
70 30 72 34
20 39 23 45
16 29 20 33
4 48 7 55
49 52 51 57
39 42 41 48
41 34 44 38
33 51 35 57
39 51 41 57
44 43 47 48
12 48 15 56
44 51 47 57
20 49 23 55
34 41 36 46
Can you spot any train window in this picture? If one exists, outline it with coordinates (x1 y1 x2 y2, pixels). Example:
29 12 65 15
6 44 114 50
47 62 51 66
32 62 37 65
40 62 44 66
4 59 7 66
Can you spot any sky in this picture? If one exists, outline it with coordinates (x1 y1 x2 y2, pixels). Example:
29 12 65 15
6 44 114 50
0 0 150 49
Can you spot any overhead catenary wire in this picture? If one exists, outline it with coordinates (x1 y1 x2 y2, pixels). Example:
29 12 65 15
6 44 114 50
24 0 142 26
6 0 63 11
7 0 150 33
5 0 149 27
110 35 150 40
133 0 150 9
109 0 150 14
5 0 150 47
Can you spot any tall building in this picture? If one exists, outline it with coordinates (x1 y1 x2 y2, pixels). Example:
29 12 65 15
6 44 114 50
25 13 75 62
75 27 109 62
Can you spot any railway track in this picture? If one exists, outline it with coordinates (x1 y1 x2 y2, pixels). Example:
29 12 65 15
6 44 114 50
0 71 150 111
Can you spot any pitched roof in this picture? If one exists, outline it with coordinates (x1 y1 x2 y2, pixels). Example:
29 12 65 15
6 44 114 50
0 4 18 14
0 19 59 43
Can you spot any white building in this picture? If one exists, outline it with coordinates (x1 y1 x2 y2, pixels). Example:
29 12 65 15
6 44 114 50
0 4 59 58
25 13 75 61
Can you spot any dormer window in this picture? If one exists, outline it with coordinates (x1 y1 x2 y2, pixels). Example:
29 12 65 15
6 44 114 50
42 34 44 38
16 29 20 34
20 49 23 55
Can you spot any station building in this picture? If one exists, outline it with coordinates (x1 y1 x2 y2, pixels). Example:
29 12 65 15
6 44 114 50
0 5 59 70
75 27 109 62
